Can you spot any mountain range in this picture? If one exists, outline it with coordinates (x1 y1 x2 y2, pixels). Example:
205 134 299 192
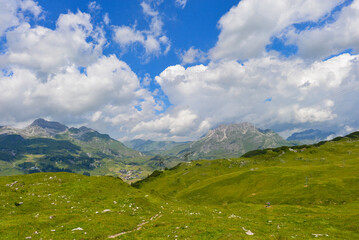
0 118 142 159
124 139 188 155
0 119 160 181
0 118 338 180
126 122 290 160
1 130 358 239
286 129 335 142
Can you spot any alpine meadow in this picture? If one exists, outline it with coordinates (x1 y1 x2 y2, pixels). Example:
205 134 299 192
1 0 359 239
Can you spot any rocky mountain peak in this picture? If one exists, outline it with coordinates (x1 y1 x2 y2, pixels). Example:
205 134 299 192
204 123 257 141
24 118 68 137
30 118 68 132
186 123 288 158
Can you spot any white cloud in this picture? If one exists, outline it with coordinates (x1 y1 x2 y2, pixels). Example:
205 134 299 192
113 1 171 58
141 2 158 17
287 0 359 59
19 0 42 17
132 109 197 136
2 0 359 141
103 13 110 25
180 47 207 65
88 1 101 11
210 0 344 60
91 111 102 122
0 55 145 118
32 55 141 114
175 0 187 9
0 9 162 139
1 11 104 74
295 106 337 123
149 53 359 139
114 25 145 46
0 0 42 37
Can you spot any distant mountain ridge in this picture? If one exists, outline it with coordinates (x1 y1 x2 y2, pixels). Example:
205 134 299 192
124 139 188 155
0 119 147 177
130 123 291 160
183 122 289 159
30 118 68 132
287 129 335 142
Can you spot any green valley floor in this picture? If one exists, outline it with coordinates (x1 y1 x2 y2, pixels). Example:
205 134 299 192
1 133 359 239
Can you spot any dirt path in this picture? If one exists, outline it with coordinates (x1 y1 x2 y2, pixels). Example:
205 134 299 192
108 213 162 238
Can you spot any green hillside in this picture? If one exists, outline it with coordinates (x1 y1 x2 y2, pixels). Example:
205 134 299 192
0 119 172 181
135 133 359 205
0 173 163 239
159 123 291 160
0 132 358 239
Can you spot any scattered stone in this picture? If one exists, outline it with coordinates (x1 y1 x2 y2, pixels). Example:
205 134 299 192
72 227 83 231
242 227 254 236
312 233 327 237
102 209 111 213
8 181 18 187
245 230 254 236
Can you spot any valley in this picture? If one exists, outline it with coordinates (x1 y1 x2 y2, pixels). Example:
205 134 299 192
0 131 358 239
0 119 298 181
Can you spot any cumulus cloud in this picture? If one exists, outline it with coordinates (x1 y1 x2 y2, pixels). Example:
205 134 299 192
287 0 359 59
180 47 207 65
175 0 187 9
1 11 105 74
0 52 156 123
2 0 359 141
210 0 344 60
0 0 42 36
132 109 198 136
113 1 170 58
0 9 161 139
146 53 359 139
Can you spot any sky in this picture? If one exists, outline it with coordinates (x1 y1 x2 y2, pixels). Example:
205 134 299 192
0 0 359 141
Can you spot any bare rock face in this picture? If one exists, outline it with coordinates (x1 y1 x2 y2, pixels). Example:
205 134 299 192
0 118 142 162
30 118 68 132
185 123 288 159
24 118 68 137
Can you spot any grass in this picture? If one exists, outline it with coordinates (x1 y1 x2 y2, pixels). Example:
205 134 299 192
0 134 358 239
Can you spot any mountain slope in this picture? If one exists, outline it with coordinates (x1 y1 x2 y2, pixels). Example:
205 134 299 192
124 139 188 155
0 119 142 159
164 123 289 159
0 132 358 239
287 129 335 143
0 119 155 180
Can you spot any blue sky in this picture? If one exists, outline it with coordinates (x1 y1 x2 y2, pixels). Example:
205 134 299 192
0 0 359 140
33 0 240 114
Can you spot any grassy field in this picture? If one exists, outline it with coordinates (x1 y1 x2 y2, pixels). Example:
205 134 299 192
0 133 358 239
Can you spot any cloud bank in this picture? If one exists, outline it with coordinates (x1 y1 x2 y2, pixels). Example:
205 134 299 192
1 0 359 141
